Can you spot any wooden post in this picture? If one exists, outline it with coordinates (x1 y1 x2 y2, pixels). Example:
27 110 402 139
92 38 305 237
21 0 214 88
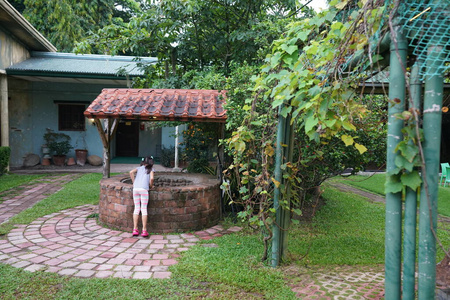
94 118 118 178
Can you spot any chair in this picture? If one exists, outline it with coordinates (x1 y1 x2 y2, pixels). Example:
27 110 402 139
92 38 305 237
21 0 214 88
445 166 450 187
441 163 450 186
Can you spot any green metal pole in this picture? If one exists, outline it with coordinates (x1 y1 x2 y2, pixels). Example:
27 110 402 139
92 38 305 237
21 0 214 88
385 26 407 300
402 61 421 300
272 105 287 267
418 44 444 300
280 116 294 257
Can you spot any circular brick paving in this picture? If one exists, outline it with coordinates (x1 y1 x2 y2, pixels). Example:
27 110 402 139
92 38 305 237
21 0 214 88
0 204 242 279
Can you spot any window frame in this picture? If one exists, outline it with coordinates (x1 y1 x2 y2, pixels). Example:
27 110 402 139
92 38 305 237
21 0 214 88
55 101 89 132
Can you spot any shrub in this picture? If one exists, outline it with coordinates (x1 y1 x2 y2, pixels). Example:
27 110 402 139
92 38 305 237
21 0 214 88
0 147 10 175
181 123 218 174
160 146 175 168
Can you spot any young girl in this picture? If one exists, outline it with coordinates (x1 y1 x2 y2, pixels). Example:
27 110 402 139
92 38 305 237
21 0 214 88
129 156 154 237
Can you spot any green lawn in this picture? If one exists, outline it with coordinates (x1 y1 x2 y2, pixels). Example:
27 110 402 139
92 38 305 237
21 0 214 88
1 172 449 298
333 173 450 217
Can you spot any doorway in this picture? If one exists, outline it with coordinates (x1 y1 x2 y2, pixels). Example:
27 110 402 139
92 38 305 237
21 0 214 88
116 121 139 157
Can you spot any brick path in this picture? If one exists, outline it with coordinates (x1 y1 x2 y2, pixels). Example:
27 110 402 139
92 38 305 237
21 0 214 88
0 173 242 279
0 174 83 224
284 265 385 299
0 204 241 279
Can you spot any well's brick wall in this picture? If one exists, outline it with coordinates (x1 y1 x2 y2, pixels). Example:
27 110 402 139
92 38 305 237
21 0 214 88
99 173 221 233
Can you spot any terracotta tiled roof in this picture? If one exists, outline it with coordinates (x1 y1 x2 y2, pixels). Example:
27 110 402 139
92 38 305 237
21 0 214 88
84 89 227 123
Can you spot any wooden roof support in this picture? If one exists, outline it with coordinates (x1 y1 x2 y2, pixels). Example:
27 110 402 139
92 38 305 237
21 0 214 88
94 118 118 178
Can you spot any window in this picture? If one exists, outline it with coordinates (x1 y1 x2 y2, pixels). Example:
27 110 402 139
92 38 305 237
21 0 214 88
58 104 86 131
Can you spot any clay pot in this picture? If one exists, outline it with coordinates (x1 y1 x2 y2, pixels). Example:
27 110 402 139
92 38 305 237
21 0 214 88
52 155 66 166
41 158 51 166
75 149 88 166
67 157 76 166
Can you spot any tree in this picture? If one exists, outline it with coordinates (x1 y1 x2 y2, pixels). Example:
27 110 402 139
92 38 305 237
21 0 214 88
76 0 311 75
13 0 141 52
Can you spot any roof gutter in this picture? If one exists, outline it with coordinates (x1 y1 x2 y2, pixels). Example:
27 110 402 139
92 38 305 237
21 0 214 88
5 70 138 80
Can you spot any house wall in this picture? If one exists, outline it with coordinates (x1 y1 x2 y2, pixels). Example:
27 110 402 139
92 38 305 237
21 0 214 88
8 79 113 167
139 126 162 158
0 28 29 70
162 125 186 149
8 78 32 166
8 79 169 167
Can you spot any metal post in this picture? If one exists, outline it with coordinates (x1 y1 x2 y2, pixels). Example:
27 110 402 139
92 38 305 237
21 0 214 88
281 116 294 254
402 61 421 300
418 44 444 300
385 25 407 300
272 106 287 267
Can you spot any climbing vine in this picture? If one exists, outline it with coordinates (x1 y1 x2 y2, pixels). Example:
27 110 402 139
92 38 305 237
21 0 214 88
222 0 389 261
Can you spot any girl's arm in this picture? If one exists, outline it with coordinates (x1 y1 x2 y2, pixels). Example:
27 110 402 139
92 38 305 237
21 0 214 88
130 169 137 183
149 171 154 188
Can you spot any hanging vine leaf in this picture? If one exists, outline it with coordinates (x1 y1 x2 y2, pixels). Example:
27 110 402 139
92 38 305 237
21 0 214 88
401 171 422 191
385 175 403 194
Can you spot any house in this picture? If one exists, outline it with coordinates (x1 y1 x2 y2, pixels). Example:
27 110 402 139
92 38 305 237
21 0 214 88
0 0 185 168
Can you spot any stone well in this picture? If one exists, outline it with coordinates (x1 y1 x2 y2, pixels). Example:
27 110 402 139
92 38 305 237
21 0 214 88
99 172 221 233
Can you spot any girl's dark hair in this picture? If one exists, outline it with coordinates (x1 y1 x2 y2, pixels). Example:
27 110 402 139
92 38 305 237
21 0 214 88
142 156 154 174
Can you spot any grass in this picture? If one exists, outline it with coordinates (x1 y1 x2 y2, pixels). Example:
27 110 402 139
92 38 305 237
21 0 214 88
1 172 450 298
288 185 386 265
333 173 450 217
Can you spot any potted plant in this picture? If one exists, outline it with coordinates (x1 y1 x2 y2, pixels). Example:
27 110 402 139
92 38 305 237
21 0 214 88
43 129 73 166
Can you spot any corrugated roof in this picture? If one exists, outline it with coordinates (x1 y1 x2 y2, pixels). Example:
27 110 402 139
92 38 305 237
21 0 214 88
6 51 157 77
84 89 227 123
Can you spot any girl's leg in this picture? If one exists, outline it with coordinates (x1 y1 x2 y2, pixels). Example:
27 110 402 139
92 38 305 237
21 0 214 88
142 215 148 232
133 214 139 231
133 190 142 231
140 191 149 232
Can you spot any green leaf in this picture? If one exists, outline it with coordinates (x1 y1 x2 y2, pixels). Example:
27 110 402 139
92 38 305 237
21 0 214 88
297 31 310 41
396 143 417 163
281 44 298 55
385 175 403 194
305 116 318 133
250 120 263 126
401 171 422 191
394 155 415 172
239 186 248 194
342 121 357 131
292 208 302 216
335 0 349 9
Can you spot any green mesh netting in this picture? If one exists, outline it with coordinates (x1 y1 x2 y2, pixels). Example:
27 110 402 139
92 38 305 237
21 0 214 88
398 0 450 80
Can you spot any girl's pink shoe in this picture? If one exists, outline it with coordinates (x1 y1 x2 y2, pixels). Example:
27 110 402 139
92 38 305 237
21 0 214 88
132 229 139 236
141 230 149 237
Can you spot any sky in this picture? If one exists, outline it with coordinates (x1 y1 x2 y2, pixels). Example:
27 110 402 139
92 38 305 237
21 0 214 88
306 0 328 11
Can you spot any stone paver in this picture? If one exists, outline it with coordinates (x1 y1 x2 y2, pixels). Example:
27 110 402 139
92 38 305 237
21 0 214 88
0 204 241 279
285 266 385 299
0 174 83 224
